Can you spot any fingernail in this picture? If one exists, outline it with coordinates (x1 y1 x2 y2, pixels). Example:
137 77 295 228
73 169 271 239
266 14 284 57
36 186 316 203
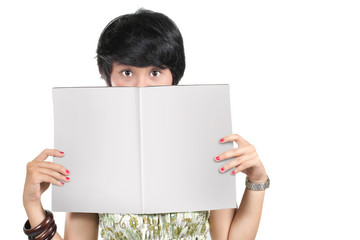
66 177 70 181
59 151 64 155
61 182 64 185
216 156 220 161
220 167 225 172
220 138 224 143
66 169 70 174
231 170 235 175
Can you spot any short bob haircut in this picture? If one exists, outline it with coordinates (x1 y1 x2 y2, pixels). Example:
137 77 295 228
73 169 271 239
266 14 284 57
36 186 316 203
96 8 185 86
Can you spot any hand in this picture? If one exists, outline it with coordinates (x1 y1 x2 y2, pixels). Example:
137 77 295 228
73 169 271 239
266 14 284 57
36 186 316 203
214 134 267 183
23 149 70 205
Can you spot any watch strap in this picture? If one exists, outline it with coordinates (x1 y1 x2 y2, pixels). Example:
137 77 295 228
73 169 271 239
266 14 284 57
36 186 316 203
245 176 270 191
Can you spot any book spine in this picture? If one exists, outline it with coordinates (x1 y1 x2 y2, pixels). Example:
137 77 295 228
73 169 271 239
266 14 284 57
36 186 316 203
139 88 145 213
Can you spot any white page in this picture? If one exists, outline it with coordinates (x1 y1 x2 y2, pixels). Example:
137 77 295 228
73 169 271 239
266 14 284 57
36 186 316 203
140 85 237 213
52 85 237 214
52 87 142 213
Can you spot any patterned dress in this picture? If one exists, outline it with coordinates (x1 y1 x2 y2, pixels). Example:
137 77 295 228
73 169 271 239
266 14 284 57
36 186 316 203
99 210 210 240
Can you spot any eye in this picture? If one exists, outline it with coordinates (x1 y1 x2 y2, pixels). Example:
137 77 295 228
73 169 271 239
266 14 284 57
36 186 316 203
122 70 132 77
151 70 160 77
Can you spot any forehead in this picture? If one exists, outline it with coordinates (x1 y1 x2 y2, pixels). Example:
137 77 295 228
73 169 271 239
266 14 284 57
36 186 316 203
112 63 163 70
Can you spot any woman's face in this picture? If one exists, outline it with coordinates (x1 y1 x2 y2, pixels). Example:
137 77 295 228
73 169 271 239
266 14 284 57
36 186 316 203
110 63 173 87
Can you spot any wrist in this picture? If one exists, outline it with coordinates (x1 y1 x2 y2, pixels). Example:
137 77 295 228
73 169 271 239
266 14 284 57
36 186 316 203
23 198 42 210
23 200 46 229
247 175 268 184
23 191 41 208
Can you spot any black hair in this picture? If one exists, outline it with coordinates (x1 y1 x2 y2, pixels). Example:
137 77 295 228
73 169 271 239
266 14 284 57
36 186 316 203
96 8 185 86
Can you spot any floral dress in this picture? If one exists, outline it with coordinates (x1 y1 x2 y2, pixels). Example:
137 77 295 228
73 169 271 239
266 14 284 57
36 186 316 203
99 210 210 240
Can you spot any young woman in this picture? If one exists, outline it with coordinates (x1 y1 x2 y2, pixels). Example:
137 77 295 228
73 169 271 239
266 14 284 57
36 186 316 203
23 9 269 240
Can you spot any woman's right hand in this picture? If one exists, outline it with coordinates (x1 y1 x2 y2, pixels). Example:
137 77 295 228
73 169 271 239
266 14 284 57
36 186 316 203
23 149 70 205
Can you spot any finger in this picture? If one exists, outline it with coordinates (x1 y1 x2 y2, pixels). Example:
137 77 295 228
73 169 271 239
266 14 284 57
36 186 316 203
38 167 71 183
219 134 250 147
37 161 70 176
215 144 254 162
231 160 256 175
38 173 65 186
218 152 257 173
34 149 64 162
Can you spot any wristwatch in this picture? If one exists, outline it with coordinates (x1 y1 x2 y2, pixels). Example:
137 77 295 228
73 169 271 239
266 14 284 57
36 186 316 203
245 176 270 191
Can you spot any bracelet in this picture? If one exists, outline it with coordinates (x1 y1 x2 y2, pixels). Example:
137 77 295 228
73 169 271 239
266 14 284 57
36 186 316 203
245 175 270 191
23 209 57 240
34 220 57 240
23 210 53 238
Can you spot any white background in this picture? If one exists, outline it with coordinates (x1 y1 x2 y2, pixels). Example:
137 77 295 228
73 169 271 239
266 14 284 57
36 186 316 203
1 0 359 239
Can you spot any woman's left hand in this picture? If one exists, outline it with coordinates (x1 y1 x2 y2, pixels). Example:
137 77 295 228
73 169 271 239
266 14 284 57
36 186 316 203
215 133 268 183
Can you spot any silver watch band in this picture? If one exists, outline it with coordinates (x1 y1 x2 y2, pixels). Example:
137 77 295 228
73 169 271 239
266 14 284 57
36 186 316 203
245 176 270 191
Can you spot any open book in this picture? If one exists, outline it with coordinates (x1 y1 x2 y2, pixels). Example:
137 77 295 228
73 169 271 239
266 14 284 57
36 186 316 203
52 84 237 214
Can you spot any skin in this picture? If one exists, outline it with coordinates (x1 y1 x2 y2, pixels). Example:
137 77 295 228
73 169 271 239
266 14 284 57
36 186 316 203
110 63 173 87
23 64 268 240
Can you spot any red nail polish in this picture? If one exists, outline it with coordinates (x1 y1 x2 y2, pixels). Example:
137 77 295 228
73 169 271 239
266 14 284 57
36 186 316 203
220 167 225 172
66 169 70 174
231 170 235 175
61 182 64 185
216 156 220 161
66 177 70 181
60 151 64 154
220 138 224 143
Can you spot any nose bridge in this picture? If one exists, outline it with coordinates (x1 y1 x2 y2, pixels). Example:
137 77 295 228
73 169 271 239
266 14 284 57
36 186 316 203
135 71 150 87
